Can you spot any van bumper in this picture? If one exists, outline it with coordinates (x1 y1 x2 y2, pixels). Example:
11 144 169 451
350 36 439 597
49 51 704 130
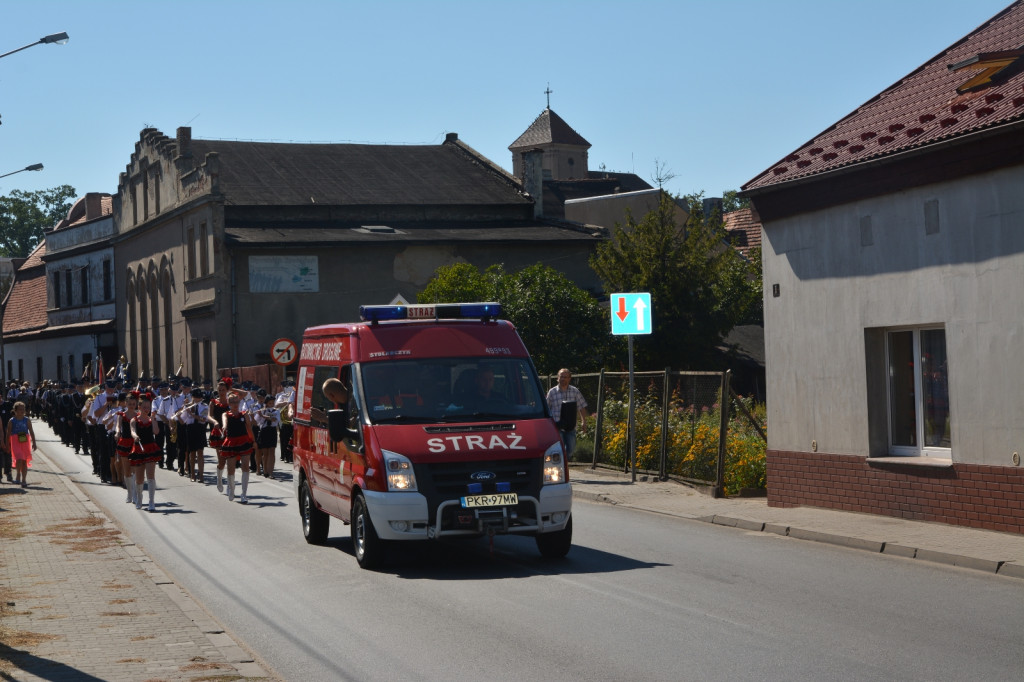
361 489 431 540
363 484 573 540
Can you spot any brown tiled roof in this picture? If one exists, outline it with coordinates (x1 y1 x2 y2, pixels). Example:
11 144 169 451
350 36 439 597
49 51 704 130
3 243 48 335
723 208 762 257
189 138 528 207
19 241 46 269
744 2 1024 191
509 108 591 150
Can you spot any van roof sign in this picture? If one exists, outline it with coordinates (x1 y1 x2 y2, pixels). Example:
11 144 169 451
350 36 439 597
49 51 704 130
359 302 502 323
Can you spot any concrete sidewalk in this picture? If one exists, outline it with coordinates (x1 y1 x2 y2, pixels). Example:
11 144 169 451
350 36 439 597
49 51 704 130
0 443 275 681
569 464 1024 579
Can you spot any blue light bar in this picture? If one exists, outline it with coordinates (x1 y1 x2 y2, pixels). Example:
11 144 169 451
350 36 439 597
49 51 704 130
496 481 511 493
360 302 502 322
360 305 407 322
467 482 483 494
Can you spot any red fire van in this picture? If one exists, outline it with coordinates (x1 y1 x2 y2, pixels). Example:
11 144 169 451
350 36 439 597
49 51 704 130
292 302 572 568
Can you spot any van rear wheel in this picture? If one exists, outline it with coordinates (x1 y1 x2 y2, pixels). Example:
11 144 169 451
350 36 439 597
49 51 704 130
352 493 384 569
536 516 572 559
300 479 329 544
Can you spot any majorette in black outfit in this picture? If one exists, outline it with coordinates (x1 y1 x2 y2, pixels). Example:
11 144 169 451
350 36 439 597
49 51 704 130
130 415 162 465
220 411 253 459
115 414 135 460
208 398 228 450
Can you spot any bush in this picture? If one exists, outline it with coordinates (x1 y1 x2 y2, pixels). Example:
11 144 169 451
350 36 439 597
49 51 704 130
593 393 766 495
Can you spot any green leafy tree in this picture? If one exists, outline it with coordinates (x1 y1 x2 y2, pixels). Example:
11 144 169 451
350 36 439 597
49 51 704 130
722 189 751 212
590 192 751 369
418 262 607 374
0 185 77 257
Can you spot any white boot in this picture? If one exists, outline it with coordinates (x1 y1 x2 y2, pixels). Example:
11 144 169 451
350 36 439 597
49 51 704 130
135 482 143 509
240 470 250 504
227 477 235 502
148 480 156 512
216 468 224 492
126 480 133 504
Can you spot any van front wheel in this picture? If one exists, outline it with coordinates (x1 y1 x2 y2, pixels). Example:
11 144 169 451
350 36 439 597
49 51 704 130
352 493 384 569
300 479 329 545
536 516 572 559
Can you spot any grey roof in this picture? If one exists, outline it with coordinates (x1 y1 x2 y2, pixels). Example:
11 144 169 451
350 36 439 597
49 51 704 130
224 221 602 247
509 108 591 150
189 139 529 207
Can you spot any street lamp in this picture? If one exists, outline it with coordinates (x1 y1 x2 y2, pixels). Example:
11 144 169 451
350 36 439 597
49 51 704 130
0 163 43 179
0 32 69 61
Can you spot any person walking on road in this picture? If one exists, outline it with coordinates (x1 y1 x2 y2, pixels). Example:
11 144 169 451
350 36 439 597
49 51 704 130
131 392 162 511
115 393 138 504
545 368 589 459
219 394 255 503
6 401 38 488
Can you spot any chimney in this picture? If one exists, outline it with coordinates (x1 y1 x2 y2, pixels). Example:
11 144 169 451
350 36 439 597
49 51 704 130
176 126 192 158
444 132 459 143
85 193 102 220
703 197 723 221
521 149 544 218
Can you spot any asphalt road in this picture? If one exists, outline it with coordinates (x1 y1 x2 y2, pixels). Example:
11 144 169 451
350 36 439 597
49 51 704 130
45 444 1024 682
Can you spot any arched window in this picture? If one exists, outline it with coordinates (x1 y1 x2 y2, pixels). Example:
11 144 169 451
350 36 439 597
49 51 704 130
126 277 138 366
138 274 150 370
162 267 173 377
149 268 161 376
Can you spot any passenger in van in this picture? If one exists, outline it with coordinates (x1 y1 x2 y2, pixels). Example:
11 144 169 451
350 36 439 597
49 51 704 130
311 377 350 427
322 377 349 407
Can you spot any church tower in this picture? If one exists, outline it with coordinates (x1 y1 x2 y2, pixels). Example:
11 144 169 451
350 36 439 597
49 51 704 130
509 106 591 181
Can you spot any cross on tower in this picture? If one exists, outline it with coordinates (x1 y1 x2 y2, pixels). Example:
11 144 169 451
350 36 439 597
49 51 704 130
544 83 553 109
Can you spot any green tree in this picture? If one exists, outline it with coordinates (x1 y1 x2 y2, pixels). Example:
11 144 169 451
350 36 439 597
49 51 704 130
722 189 751 212
590 192 750 369
418 262 607 374
0 185 77 257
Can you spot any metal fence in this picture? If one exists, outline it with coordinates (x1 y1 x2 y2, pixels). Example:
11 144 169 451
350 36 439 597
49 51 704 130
545 369 763 497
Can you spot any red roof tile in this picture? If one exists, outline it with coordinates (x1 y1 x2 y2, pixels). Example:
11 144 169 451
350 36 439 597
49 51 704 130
3 243 49 335
724 208 762 257
744 2 1024 191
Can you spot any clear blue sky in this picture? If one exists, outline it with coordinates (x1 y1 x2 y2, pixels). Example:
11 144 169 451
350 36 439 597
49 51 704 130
0 0 1013 204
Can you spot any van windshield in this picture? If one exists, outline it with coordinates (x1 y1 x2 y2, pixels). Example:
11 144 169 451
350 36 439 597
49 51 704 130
360 358 546 423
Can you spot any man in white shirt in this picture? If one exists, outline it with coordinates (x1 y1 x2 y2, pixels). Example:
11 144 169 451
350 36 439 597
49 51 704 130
86 380 118 481
160 382 185 473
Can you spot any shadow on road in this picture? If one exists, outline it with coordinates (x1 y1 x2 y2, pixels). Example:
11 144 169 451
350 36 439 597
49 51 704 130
317 533 668 579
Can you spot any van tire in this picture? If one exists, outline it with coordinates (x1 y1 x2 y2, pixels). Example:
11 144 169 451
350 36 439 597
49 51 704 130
352 493 384 569
536 516 572 559
300 479 329 545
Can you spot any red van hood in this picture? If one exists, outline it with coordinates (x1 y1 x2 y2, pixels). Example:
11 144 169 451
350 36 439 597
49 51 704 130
370 419 559 463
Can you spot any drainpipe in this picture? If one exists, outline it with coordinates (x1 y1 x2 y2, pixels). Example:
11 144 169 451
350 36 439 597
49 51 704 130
230 254 238 367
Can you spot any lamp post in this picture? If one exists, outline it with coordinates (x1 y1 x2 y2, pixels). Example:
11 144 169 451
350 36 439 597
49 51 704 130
0 163 43 179
0 32 69 61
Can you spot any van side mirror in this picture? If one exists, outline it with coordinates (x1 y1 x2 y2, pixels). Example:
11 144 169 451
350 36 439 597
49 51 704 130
327 409 350 442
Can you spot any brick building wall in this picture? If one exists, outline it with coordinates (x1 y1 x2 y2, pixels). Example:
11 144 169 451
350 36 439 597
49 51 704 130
767 450 1024 534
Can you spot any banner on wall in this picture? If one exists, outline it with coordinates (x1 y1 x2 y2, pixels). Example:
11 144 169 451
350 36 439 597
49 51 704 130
249 255 319 293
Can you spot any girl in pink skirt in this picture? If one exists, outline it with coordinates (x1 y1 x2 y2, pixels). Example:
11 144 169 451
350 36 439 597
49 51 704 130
7 401 37 488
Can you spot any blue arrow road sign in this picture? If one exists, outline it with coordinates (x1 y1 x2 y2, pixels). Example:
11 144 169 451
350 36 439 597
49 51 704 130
610 293 652 335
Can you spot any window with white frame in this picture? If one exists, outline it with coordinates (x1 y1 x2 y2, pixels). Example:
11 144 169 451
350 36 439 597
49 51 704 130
887 327 951 456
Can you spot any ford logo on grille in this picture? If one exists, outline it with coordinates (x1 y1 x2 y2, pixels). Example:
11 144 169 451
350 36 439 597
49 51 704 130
470 471 496 481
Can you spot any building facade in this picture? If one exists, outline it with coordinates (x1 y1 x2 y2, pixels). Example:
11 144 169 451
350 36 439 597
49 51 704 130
113 127 606 379
1 194 116 384
742 2 1024 533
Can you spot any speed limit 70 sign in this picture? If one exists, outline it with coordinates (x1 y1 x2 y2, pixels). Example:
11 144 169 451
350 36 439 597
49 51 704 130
271 338 298 366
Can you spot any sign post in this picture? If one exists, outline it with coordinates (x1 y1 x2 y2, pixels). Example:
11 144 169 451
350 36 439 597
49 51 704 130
610 293 652 482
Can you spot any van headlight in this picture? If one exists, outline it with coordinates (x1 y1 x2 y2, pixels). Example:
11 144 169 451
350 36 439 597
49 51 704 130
383 451 417 492
543 442 565 485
